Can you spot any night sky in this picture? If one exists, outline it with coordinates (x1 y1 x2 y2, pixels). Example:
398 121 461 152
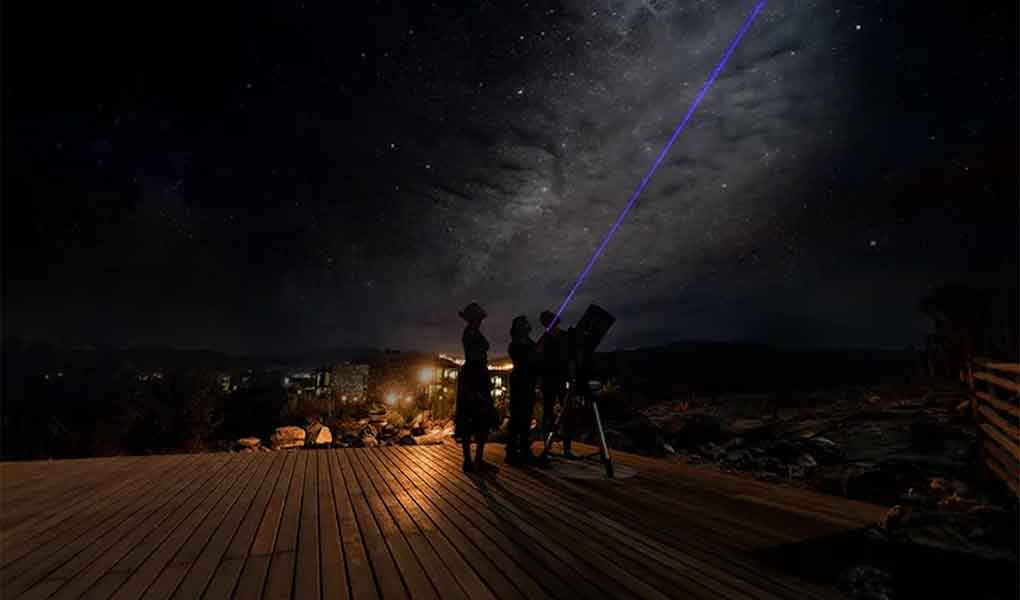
4 1 1017 356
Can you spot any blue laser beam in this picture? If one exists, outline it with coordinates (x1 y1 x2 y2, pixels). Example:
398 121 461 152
548 0 767 330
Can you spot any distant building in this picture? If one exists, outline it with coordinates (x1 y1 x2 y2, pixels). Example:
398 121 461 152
330 363 370 404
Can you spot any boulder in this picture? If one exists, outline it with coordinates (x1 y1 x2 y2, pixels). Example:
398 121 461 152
398 435 417 446
306 424 333 446
666 414 726 450
270 426 306 450
236 437 261 449
797 453 819 468
361 434 379 447
836 566 893 600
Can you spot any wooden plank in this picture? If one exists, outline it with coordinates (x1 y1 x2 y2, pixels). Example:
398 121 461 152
980 424 1020 461
335 449 408 600
5 455 199 594
33 453 237 600
976 390 1020 418
82 456 252 600
140 453 264 600
984 441 1020 478
1 455 180 568
358 449 495 600
974 359 1020 375
201 451 290 600
351 449 455 599
105 454 250 600
325 448 377 600
170 453 279 599
317 449 350 600
381 448 562 600
0 457 150 532
416 446 763 600
984 457 1019 495
369 449 525 600
979 405 1020 439
438 445 807 600
578 441 883 528
1 454 209 597
262 451 308 600
1 457 148 532
293 451 321 600
396 447 631 599
974 371 1020 394
462 444 843 600
232 451 300 600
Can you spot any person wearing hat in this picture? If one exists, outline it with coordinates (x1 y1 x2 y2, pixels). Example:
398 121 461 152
537 310 576 459
456 302 496 472
506 315 539 465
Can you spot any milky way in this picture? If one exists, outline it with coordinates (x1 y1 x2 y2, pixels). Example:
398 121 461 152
4 0 1016 355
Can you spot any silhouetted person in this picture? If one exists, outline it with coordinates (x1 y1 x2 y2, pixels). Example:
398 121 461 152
506 315 538 465
537 310 576 459
455 302 496 472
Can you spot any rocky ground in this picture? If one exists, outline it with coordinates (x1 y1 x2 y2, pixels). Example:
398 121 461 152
595 383 1019 600
231 406 454 454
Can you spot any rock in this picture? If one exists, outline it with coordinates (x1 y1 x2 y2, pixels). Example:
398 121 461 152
666 414 726 450
880 504 913 530
797 453 818 468
698 442 723 460
837 566 893 600
398 435 417 446
236 437 261 449
410 426 426 436
409 410 429 429
270 426 306 450
723 448 752 464
306 424 332 446
339 434 363 448
361 434 379 447
606 415 665 455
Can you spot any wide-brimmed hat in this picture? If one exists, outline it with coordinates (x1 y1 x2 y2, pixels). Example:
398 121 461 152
458 302 487 322
539 310 559 327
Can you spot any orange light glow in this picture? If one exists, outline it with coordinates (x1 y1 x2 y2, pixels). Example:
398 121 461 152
418 367 434 383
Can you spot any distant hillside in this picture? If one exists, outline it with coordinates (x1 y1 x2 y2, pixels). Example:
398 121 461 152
595 341 920 395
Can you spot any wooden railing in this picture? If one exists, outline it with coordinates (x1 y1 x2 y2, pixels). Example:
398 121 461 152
967 358 1020 495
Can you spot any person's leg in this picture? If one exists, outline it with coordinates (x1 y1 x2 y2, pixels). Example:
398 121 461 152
475 431 488 468
542 382 557 439
505 408 519 463
462 436 473 471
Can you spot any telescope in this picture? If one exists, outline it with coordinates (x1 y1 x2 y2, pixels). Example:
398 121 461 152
542 303 616 478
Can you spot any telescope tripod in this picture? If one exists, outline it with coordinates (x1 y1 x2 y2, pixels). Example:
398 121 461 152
540 391 614 478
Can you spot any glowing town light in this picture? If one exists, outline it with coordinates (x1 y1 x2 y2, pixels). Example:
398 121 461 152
418 367 434 383
385 391 398 405
548 0 767 330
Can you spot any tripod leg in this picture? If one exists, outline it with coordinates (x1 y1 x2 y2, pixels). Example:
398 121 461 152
591 399 614 478
541 398 565 456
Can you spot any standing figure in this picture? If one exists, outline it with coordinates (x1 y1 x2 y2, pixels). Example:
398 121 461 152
506 315 539 465
537 310 575 459
455 302 496 473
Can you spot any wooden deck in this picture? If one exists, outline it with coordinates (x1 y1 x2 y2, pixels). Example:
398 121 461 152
0 444 887 599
